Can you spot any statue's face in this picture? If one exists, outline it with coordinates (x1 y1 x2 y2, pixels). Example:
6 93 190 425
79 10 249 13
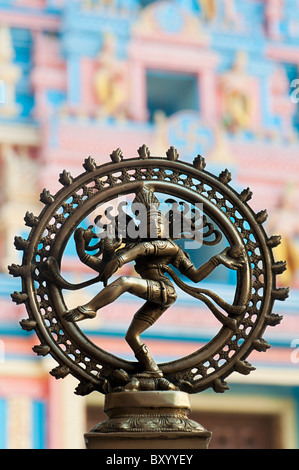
147 213 168 239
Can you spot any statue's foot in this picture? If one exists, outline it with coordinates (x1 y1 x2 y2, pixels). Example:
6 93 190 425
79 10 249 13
64 305 96 322
120 375 178 392
134 344 163 378
135 369 163 378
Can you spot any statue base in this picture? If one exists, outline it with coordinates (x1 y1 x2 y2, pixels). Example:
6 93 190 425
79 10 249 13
84 391 211 449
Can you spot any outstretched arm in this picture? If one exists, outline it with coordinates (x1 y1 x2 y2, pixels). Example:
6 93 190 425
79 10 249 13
184 246 246 283
74 227 104 272
99 243 145 286
185 256 220 283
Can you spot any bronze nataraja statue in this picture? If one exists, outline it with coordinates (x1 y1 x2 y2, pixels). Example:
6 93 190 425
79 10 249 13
10 147 288 397
63 186 246 378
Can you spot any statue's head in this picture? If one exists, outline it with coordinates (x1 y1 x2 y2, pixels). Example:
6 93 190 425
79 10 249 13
133 186 168 239
145 210 168 239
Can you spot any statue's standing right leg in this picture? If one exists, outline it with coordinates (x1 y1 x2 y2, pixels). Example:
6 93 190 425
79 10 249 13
125 301 169 376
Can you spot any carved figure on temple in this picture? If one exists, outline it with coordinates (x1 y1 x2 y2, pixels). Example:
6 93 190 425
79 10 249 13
267 183 299 287
93 33 128 119
199 0 217 22
207 124 235 163
220 51 252 132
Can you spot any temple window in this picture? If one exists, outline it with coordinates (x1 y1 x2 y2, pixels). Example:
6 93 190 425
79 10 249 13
146 69 199 122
